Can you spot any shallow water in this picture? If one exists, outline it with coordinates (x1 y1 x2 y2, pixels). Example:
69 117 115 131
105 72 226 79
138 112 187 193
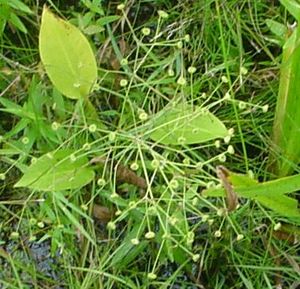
0 238 64 289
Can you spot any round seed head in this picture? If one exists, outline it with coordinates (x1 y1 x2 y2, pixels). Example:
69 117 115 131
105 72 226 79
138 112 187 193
262 104 269 113
223 92 231 100
168 68 175 76
82 142 91 150
37 221 45 228
215 140 221 148
237 234 244 241
177 41 183 49
108 131 116 142
10 232 20 239
227 145 235 154
223 135 231 144
221 75 229 83
107 221 116 230
120 79 128 87
184 34 190 42
88 124 97 133
139 112 148 121
158 10 168 18
120 58 128 66
22 137 29 144
51 121 60 131
240 66 248 75
192 254 200 262
169 179 179 189
274 222 282 231
130 238 140 245
130 162 139 171
238 101 247 110
188 66 197 74
147 272 157 280
145 231 156 239
218 154 227 162
177 76 187 86
151 159 160 169
117 3 125 10
142 27 151 36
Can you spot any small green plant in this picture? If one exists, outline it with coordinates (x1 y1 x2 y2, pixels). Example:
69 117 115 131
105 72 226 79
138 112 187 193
2 1 300 288
15 6 229 194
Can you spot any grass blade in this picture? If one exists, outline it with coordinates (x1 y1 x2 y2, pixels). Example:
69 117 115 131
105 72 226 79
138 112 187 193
271 18 300 176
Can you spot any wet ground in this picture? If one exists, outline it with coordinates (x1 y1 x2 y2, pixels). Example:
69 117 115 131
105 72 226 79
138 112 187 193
0 238 65 289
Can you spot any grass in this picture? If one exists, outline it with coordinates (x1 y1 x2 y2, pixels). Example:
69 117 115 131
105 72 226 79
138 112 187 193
1 0 300 288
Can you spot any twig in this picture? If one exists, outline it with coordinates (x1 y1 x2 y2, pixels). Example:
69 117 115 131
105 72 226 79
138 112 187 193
216 165 238 211
90 156 147 189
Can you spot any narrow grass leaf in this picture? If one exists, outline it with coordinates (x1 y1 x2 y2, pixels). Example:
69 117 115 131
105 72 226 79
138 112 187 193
272 16 300 176
7 0 33 14
55 191 94 222
96 15 120 26
56 197 96 246
9 13 28 33
280 0 300 20
39 6 97 99
110 221 147 269
235 267 254 289
0 96 35 119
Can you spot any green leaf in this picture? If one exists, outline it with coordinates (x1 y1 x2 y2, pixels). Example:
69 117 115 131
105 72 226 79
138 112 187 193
5 118 31 138
110 221 147 269
256 194 299 219
0 18 7 36
39 6 97 99
0 96 35 119
15 149 95 191
271 24 300 176
96 15 120 26
280 0 300 20
228 173 258 187
203 171 300 220
54 192 96 246
83 24 104 35
266 19 288 39
9 13 28 33
237 174 300 197
52 88 66 120
81 0 104 15
84 99 107 129
6 0 33 14
150 104 227 145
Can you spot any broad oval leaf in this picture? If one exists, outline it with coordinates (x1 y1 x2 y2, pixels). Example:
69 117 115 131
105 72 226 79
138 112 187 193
39 7 97 99
15 149 95 191
150 104 227 145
